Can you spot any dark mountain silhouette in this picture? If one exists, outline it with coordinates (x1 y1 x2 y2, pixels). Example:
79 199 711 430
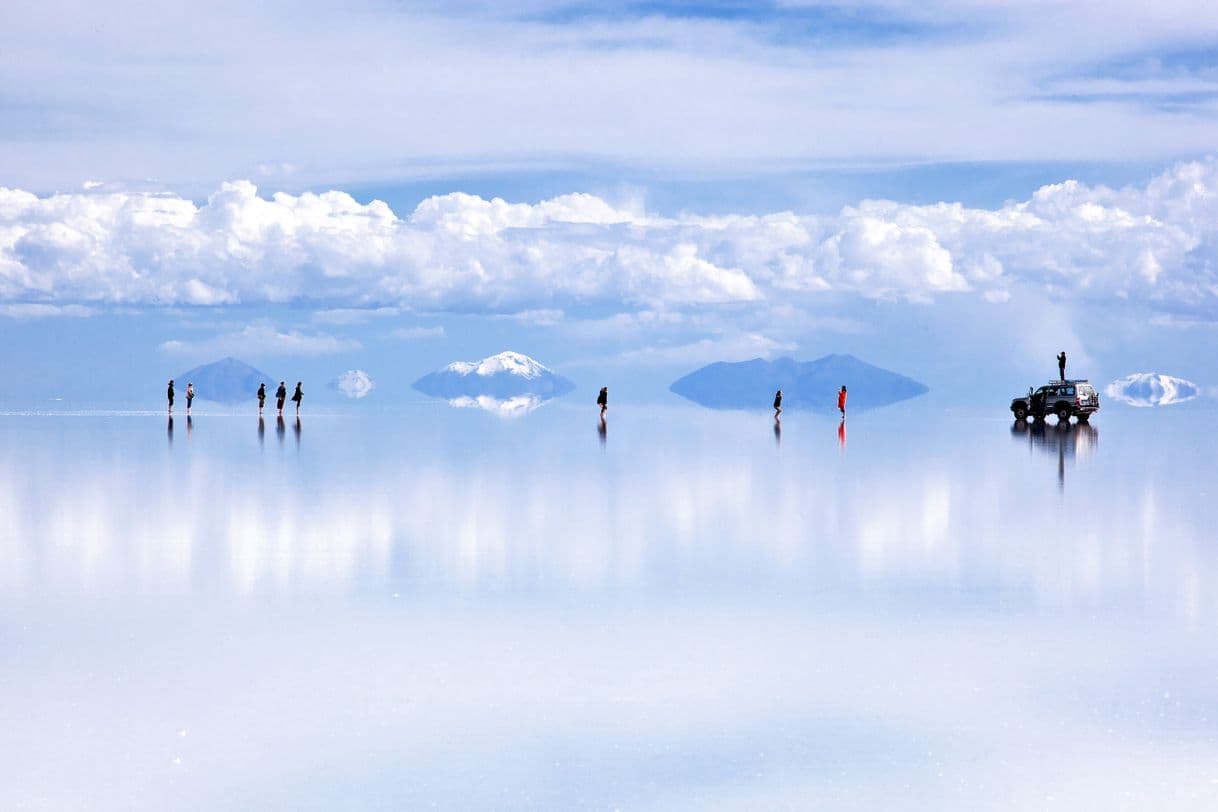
413 351 575 400
670 354 928 412
175 357 275 404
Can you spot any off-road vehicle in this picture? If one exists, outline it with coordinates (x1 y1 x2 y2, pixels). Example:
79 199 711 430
1010 380 1099 423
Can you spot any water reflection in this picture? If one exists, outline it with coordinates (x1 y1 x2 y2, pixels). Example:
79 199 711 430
773 416 781 447
167 415 174 445
1 411 1212 621
276 415 285 445
450 394 547 417
1011 419 1098 489
294 417 301 448
258 416 265 447
598 416 607 447
838 418 846 451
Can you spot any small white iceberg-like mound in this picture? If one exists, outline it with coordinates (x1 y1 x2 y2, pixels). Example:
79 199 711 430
333 369 375 399
449 394 545 418
1105 373 1199 407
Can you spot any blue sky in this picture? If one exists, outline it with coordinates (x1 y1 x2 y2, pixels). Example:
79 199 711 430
1 0 1217 407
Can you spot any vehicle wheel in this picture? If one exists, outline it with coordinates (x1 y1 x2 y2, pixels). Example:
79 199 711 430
1055 406 1070 424
1013 405 1027 421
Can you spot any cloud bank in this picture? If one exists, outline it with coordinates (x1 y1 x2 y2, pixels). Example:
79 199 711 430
3 159 1218 318
1105 373 1200 407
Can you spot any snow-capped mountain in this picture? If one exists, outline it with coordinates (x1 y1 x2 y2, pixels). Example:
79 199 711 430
413 351 575 401
1105 373 1199 407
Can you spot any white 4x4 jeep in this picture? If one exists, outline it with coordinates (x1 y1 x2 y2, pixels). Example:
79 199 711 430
1011 380 1099 423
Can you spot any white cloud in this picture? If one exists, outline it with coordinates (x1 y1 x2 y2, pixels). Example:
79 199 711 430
2 159 1218 315
312 307 401 325
334 369 375 399
389 325 446 340
159 325 359 357
1105 373 1200 407
0 303 92 319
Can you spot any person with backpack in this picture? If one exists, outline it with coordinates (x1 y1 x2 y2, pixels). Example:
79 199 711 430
276 381 287 416
185 383 194 415
597 386 608 418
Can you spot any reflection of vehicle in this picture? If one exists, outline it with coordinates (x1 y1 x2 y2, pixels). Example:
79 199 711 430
1011 419 1098 489
1010 380 1099 423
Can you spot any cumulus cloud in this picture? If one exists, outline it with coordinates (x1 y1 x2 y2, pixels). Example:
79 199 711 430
3 159 1218 315
159 325 359 357
333 369 375 399
1105 373 1200 407
0 303 92 319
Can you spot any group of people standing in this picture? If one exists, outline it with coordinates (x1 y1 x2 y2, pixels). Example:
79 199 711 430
257 381 304 417
166 380 303 416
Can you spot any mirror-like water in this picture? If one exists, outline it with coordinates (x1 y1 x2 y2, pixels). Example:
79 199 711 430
2 402 1216 809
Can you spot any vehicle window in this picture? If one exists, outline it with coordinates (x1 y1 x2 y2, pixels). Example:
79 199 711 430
1065 386 1075 396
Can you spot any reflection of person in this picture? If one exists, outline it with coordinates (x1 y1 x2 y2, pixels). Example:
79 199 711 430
294 416 301 446
291 382 303 415
257 383 266 415
1057 351 1067 382
167 379 175 414
186 383 194 414
597 415 606 447
838 418 846 449
597 386 608 417
258 416 265 447
837 385 847 416
276 382 287 416
773 417 781 447
773 389 782 417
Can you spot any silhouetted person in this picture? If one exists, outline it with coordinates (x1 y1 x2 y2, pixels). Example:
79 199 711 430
185 382 194 414
837 385 847 417
167 379 175 414
597 386 608 417
291 382 303 415
276 381 287 416
773 389 782 417
257 383 266 415
1057 351 1066 382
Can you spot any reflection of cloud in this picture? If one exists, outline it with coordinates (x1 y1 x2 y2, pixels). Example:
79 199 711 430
449 394 545 417
1105 373 1199 407
334 369 374 399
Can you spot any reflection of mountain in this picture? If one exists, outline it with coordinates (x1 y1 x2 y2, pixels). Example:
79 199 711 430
670 354 928 411
413 351 575 401
175 357 274 403
449 394 546 418
1105 372 1199 407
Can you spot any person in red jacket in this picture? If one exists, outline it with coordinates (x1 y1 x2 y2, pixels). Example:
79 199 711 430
837 385 847 416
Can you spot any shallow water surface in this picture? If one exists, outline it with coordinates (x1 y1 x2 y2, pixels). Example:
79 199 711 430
2 402 1217 809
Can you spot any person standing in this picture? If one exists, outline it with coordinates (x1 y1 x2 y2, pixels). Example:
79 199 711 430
276 381 287 416
291 381 303 415
597 386 608 418
185 382 194 415
773 389 783 418
257 383 266 415
837 385 847 417
1057 351 1067 382
167 379 175 414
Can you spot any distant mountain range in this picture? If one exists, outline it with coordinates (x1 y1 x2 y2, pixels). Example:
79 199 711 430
413 351 575 401
174 357 275 404
670 354 928 412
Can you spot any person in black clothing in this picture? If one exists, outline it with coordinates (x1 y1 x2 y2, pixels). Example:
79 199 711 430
291 382 303 415
597 386 608 417
1057 351 1067 382
167 379 175 414
257 383 266 415
276 382 287 416
773 389 782 418
186 383 194 414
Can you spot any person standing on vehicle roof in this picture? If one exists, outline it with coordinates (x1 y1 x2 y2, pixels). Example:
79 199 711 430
1057 351 1066 382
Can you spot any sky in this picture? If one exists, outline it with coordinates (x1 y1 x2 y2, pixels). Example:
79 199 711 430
1 0 1217 407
